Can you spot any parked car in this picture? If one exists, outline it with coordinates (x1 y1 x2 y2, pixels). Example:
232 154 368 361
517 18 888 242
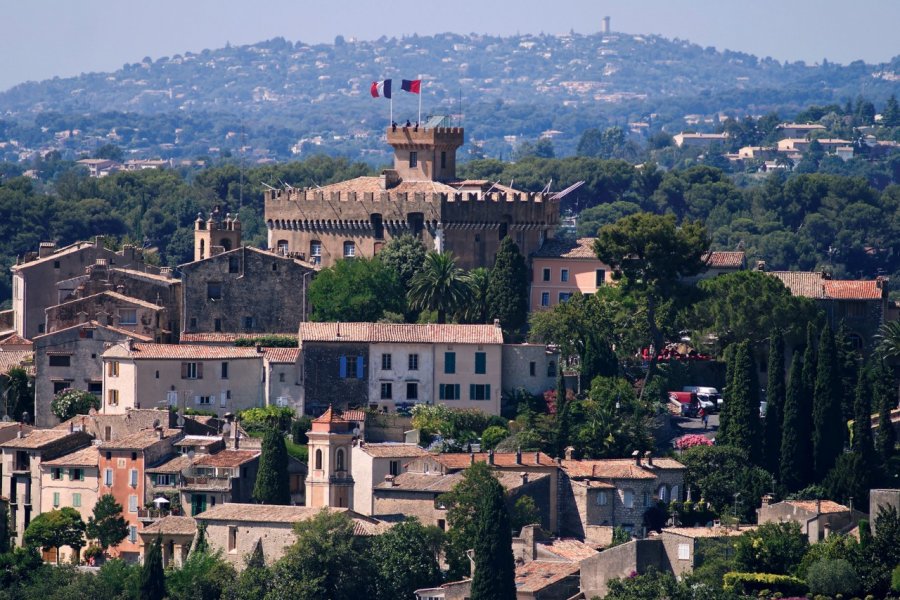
669 391 700 418
682 386 720 413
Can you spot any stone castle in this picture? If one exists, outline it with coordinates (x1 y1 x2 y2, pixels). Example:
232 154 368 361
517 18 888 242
265 124 560 270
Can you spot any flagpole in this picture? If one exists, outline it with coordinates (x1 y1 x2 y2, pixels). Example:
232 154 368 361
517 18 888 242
418 76 422 125
390 96 393 129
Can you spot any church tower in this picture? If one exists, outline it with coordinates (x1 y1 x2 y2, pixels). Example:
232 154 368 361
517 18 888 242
306 406 356 508
193 206 242 261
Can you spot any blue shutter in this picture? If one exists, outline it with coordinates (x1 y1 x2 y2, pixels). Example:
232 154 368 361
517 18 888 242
439 384 445 400
486 385 491 400
470 384 475 400
356 356 364 379
475 352 486 374
339 356 347 378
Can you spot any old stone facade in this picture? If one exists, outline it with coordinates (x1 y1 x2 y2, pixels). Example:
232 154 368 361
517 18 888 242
501 343 558 397
45 291 169 341
756 498 861 543
265 126 559 271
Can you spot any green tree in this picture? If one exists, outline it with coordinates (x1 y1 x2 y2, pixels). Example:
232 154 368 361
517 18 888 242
594 213 709 389
781 352 813 491
481 425 509 450
853 364 877 466
510 496 540 533
5 367 33 423
408 251 472 324
23 507 86 564
720 342 761 464
681 445 771 521
460 267 490 324
377 234 426 294
139 535 166 600
226 541 269 600
807 558 860 597
50 389 100 422
813 324 843 479
555 368 571 456
440 461 500 579
85 494 127 552
370 518 442 600
253 428 290 505
733 521 808 575
873 357 897 469
307 257 404 322
267 509 372 600
166 548 236 600
470 467 517 600
825 452 872 508
764 331 786 476
570 376 653 458
835 320 860 424
883 94 900 127
486 237 529 333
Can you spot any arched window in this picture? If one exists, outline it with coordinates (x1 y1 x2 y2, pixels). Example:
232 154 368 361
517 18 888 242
199 239 205 260
221 239 232 252
336 448 345 471
314 449 322 470
547 361 557 377
277 239 289 255
343 241 356 258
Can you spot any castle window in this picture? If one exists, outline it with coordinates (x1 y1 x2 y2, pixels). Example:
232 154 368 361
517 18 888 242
276 240 289 255
409 152 418 168
207 282 222 300
310 241 322 257
440 151 447 169
315 449 322 470
343 241 355 258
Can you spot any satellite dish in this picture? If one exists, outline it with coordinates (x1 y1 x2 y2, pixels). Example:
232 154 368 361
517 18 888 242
187 450 195 460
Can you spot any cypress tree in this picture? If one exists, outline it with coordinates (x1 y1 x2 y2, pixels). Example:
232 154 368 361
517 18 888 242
721 342 761 462
781 351 811 491
139 535 166 600
0 502 8 554
252 428 290 505
719 343 738 442
799 322 818 475
873 358 897 470
470 474 517 600
852 364 876 468
765 330 786 476
555 368 570 457
835 320 860 423
813 324 844 480
485 236 529 334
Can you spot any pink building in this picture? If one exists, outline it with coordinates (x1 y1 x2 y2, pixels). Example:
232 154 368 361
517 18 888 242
530 238 613 310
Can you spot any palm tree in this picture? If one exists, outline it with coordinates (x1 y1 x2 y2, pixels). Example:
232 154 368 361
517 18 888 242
877 320 900 360
459 267 490 324
408 251 472 323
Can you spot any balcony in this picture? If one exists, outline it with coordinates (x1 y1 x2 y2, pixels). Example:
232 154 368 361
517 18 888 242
180 475 233 492
137 507 182 523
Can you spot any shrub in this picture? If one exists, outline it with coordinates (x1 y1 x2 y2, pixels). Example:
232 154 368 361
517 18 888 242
891 564 900 593
50 389 100 421
722 572 807 597
291 416 312 445
675 434 714 449
807 558 860 597
481 425 509 450
237 406 295 433
234 335 297 347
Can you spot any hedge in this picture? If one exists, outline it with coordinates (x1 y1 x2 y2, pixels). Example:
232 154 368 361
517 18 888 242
722 572 808 597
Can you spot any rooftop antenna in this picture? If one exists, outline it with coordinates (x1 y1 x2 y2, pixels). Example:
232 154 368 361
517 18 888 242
261 182 277 191
550 180 585 201
541 179 554 194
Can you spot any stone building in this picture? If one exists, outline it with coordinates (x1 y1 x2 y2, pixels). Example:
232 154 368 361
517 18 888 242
45 291 170 341
350 441 430 516
138 516 197 568
11 237 157 339
756 497 862 543
501 343 558 397
39 446 100 562
263 347 303 413
265 125 560 271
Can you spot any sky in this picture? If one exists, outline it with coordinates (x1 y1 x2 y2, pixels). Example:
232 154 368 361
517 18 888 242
2 0 899 92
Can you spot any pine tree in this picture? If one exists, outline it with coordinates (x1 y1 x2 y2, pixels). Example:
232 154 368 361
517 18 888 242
781 352 811 491
873 358 897 470
800 322 818 473
721 342 761 463
139 535 166 600
765 330 786 476
852 364 876 468
485 236 529 334
813 324 844 480
86 494 128 551
252 428 290 505
470 474 517 600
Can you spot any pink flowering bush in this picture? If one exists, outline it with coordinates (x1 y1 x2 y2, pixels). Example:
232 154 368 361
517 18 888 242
675 434 714 450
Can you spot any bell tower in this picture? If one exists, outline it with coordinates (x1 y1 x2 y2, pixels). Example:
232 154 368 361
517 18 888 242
306 406 356 509
194 206 242 261
385 124 464 182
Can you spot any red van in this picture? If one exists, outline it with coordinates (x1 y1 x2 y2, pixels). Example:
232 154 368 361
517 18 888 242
668 391 699 417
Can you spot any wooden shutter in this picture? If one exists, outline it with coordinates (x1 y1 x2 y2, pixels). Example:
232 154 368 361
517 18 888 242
355 356 363 379
339 356 347 378
197 363 204 379
181 362 188 379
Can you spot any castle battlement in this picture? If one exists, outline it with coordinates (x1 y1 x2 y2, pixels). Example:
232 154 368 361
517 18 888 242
265 188 552 206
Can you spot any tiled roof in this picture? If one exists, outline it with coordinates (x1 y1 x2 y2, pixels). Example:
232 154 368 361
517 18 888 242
11 241 95 271
42 446 99 467
173 435 223 447
196 503 372 526
359 443 430 458
34 320 153 342
661 526 754 539
703 251 745 269
313 405 347 424
0 350 32 375
532 237 601 259
769 272 886 300
514 561 579 593
142 516 197 536
378 471 462 493
263 348 301 363
0 429 84 449
308 175 459 196
769 272 825 298
560 457 685 479
106 343 264 360
193 450 259 468
300 322 504 345
433 452 555 470
54 290 163 312
179 332 298 344
146 454 193 474
0 334 32 348
823 280 884 300
782 500 849 514
538 538 600 562
99 428 180 450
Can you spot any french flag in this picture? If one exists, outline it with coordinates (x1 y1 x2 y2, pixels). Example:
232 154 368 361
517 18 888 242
370 79 392 99
401 79 421 94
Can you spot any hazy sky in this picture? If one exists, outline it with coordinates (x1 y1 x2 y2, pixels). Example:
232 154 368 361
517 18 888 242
3 0 899 92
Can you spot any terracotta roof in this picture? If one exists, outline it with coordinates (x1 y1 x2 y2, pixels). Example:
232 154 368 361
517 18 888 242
533 237 601 259
433 452 555 470
359 443 430 458
299 322 504 345
313 405 347 423
661 526 754 539
823 280 884 300
42 446 99 467
560 457 685 479
378 471 462 493
703 251 745 269
193 449 259 468
173 435 223 447
0 350 32 375
142 516 197 536
307 175 459 196
179 332 297 344
99 428 180 450
33 320 153 343
782 500 849 514
195 503 375 527
514 560 579 593
53 290 163 312
0 429 84 450
769 271 825 298
0 334 32 348
146 454 193 474
105 343 264 360
769 272 886 300
538 539 600 562
110 267 179 285
263 347 301 363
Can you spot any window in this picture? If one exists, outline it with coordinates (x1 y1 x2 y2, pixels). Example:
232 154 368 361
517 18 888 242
561 269 569 282
407 382 418 400
107 361 119 377
131 452 137 461
469 384 491 401
221 362 229 379
596 269 606 287
339 355 364 379
409 151 418 168
52 492 60 508
643 492 650 507
104 469 113 486
241 316 253 330
119 309 137 325
671 485 680 502
128 526 137 543
389 460 401 476
70 468 83 481
539 267 549 282
343 241 355 258
381 354 392 370
214 318 222 332
229 256 240 273
439 384 460 400
623 489 634 508
88 381 102 394
529 362 536 376
107 389 119 406
547 361 557 377
155 474 173 486
541 292 550 307
558 292 572 303
380 382 392 400
408 354 419 370
444 352 456 374
310 240 322 258
440 151 447 169
315 449 322 470
207 282 222 300
279 372 286 383
49 355 71 367
336 449 345 472
53 381 69 394
597 491 609 506
197 395 212 405
53 260 60 269
182 362 202 379
678 543 690 561
228 526 238 552
658 485 669 503
437 519 446 531
128 495 138 513
51 468 62 480
130 469 138 487
72 493 81 508
474 352 486 374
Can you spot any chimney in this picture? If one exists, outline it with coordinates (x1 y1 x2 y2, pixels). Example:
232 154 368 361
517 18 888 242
534 451 540 464
515 448 522 465
256 344 264 353
470 452 475 465
644 451 653 467
493 318 501 328
761 493 773 507
38 241 57 258
755 260 766 272
125 338 133 351
234 430 241 450
17 423 23 438
521 472 528 485
155 425 164 440
94 235 104 249
384 474 397 487
816 498 821 515
488 449 494 466
160 267 173 279
564 446 574 460
69 421 74 433
380 169 401 190
632 450 641 466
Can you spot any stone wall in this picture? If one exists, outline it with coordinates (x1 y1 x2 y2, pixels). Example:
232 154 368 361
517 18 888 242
580 539 668 598
302 342 369 415
202 520 297 568
501 344 557 397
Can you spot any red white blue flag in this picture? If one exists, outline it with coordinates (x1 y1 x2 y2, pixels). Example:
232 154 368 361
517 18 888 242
401 79 421 94
370 79 392 99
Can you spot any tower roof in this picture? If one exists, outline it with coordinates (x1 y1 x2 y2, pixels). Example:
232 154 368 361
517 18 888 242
310 405 354 434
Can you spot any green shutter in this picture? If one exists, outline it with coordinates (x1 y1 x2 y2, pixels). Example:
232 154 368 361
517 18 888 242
470 384 476 400
475 352 486 374
445 352 456 374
